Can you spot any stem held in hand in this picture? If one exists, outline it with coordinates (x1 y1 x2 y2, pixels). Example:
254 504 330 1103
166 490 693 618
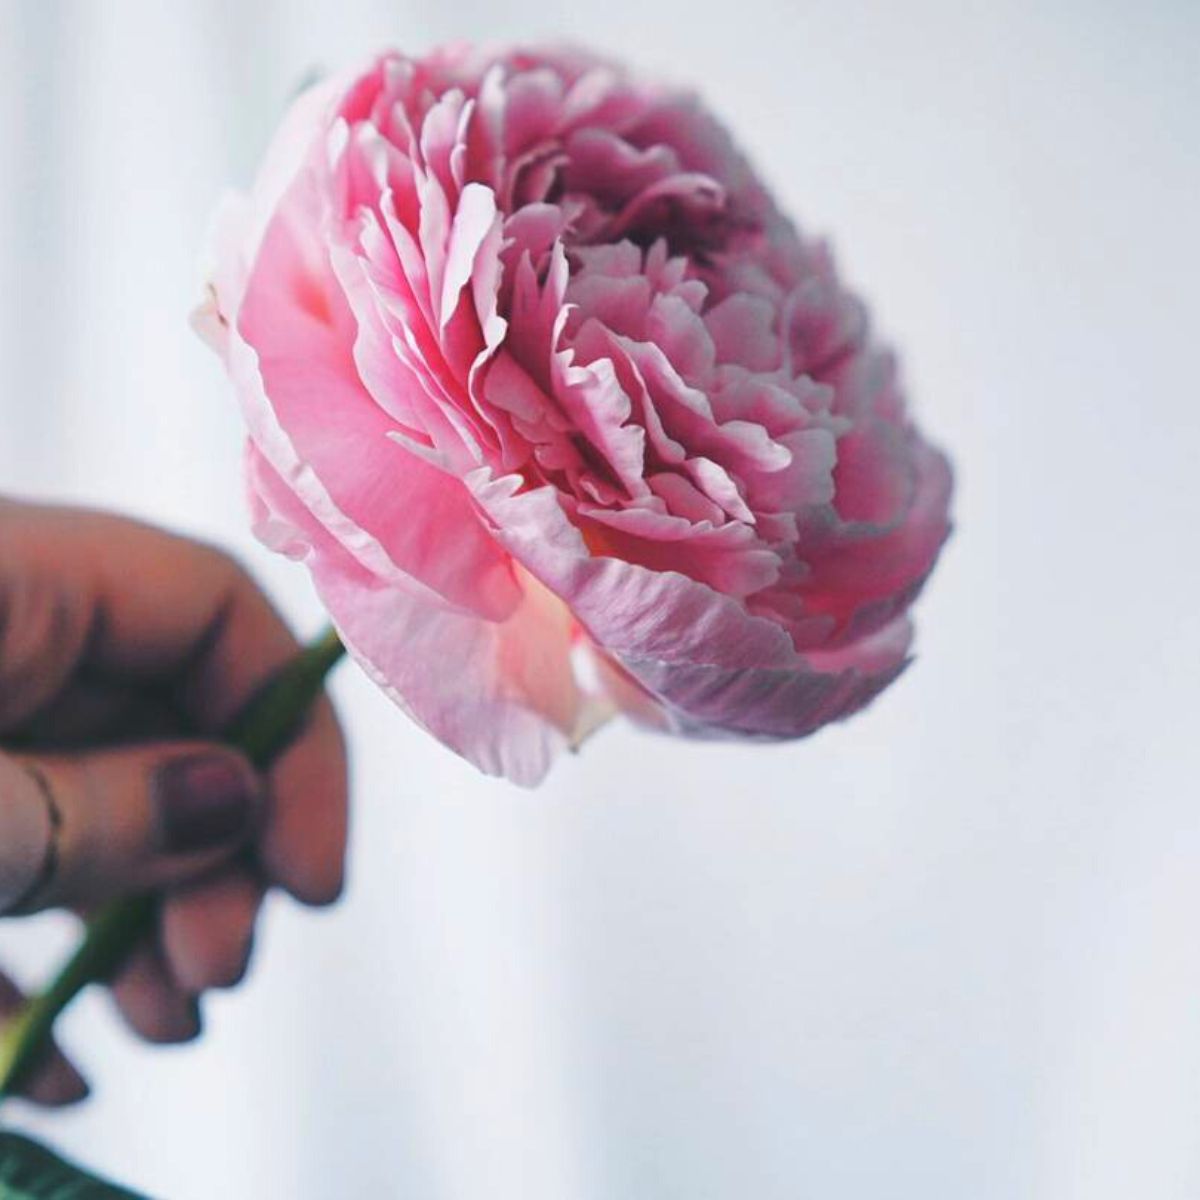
0 625 346 1101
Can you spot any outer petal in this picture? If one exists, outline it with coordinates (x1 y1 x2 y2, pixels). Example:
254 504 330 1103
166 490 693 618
469 470 913 739
246 445 603 785
234 150 521 621
206 72 355 334
801 439 954 642
625 618 911 739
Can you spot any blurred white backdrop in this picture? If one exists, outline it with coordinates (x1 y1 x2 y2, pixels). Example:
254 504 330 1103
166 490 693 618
1 1 1198 1197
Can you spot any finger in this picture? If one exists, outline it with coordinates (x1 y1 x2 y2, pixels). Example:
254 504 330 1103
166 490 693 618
0 504 271 689
108 939 201 1045
161 866 263 993
0 503 309 713
157 555 349 906
0 743 261 913
0 971 89 1106
4 677 183 751
262 696 348 905
0 509 90 731
0 504 349 905
0 755 56 914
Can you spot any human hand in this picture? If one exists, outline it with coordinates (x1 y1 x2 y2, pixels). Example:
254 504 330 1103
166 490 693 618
0 499 347 1104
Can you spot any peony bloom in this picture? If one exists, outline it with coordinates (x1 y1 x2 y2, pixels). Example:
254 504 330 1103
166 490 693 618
197 44 952 785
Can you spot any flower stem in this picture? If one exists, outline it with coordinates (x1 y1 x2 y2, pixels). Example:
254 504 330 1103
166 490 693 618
0 625 347 1102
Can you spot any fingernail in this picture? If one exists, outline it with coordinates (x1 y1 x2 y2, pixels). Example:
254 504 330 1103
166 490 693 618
156 754 258 854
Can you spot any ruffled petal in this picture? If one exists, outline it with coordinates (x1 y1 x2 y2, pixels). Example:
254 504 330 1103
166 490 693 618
247 445 605 785
236 164 520 621
468 469 912 737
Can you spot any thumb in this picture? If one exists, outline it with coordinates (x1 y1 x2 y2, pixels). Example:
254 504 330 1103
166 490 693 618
0 745 262 913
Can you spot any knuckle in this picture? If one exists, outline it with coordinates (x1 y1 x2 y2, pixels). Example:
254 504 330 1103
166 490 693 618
197 541 255 598
171 534 255 609
0 573 86 728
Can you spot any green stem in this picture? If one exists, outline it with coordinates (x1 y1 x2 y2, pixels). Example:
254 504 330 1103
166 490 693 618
0 625 347 1102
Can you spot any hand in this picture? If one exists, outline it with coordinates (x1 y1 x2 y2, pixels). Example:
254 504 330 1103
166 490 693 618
0 499 347 1104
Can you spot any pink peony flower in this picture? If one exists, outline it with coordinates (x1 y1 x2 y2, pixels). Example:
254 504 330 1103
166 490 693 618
197 44 952 785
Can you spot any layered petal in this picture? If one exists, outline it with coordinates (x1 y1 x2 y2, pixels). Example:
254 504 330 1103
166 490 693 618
247 446 601 785
469 469 913 739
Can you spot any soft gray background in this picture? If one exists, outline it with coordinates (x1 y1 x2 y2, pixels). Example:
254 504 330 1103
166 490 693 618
1 1 1198 1197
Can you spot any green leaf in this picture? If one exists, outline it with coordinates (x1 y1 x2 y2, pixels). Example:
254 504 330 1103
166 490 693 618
0 1133 148 1199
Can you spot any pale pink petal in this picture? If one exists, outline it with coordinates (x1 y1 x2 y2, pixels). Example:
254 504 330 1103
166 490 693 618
247 445 600 785
236 171 519 620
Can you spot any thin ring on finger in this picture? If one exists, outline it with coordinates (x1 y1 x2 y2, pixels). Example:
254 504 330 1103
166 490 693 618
5 762 62 916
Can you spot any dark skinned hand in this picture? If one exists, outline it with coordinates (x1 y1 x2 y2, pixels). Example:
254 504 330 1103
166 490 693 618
0 499 347 1104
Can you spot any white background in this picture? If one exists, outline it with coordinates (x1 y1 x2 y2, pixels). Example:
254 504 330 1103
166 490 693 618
1 1 1198 1197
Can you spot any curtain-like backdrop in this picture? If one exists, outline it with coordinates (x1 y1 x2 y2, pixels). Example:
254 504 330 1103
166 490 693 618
2 2 1199 1197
